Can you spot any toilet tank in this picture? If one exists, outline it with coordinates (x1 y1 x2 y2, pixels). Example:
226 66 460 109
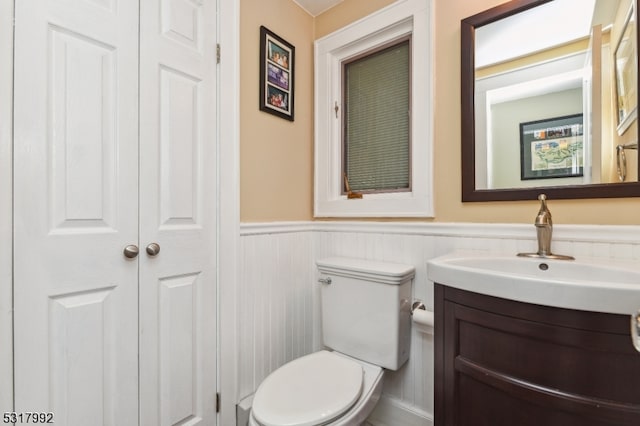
316 257 415 371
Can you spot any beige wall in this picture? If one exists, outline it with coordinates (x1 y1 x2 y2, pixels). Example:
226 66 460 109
240 0 314 221
314 0 397 38
241 0 640 225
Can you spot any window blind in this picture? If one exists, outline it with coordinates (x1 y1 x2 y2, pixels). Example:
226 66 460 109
344 39 410 193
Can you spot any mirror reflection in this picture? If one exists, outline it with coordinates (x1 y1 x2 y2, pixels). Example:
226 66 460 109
472 0 638 192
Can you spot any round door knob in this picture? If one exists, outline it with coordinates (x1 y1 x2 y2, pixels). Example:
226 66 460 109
123 245 139 259
146 243 160 257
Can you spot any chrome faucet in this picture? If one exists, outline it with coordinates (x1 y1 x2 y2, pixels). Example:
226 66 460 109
517 194 574 260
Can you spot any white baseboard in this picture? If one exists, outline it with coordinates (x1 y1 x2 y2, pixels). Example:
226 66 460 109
366 396 433 426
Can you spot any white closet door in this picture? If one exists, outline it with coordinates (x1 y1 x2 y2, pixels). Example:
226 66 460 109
138 0 218 424
13 0 140 424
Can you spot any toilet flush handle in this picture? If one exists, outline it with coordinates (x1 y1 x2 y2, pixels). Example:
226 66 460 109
318 277 332 285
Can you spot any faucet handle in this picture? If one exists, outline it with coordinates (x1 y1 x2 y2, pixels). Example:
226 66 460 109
536 193 551 224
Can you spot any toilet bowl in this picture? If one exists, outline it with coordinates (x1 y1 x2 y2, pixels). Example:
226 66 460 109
249 351 384 426
249 257 415 426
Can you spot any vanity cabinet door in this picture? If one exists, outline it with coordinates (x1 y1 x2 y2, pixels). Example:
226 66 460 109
434 284 640 426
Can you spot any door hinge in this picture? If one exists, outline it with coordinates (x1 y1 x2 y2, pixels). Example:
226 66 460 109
215 392 220 413
216 44 221 64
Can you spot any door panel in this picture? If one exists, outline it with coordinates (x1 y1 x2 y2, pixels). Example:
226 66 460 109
49 287 119 425
139 0 218 424
159 66 201 228
158 272 202 424
49 27 118 231
13 0 139 424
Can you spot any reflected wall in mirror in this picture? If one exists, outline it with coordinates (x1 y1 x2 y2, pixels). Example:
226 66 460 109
462 0 640 201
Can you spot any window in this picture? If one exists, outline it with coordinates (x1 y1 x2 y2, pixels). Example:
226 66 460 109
314 0 433 217
343 38 411 194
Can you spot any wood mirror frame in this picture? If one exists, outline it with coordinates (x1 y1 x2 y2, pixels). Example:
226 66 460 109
461 0 640 201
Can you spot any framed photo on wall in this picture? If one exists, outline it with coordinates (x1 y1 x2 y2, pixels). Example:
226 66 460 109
614 3 638 135
519 114 584 180
259 26 295 121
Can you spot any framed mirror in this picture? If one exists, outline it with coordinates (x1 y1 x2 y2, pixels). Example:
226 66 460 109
462 0 640 201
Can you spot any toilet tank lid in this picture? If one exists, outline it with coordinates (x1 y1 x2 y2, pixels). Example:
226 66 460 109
317 257 415 285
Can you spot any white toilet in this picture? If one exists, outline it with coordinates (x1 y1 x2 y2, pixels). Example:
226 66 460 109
249 257 415 426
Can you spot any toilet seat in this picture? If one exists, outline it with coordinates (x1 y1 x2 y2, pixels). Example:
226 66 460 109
251 351 364 426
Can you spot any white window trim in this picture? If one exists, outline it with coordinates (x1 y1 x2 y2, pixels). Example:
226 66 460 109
314 0 434 218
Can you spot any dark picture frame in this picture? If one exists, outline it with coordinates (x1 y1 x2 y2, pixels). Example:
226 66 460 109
614 3 638 135
519 114 584 180
259 26 295 121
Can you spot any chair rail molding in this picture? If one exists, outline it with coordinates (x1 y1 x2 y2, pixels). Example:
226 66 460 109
241 221 640 245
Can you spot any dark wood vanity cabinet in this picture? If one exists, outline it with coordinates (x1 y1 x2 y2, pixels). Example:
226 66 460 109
434 284 640 426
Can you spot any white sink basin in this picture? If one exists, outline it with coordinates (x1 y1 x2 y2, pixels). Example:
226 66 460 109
427 251 640 315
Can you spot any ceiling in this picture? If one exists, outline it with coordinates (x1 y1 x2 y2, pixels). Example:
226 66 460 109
293 0 344 16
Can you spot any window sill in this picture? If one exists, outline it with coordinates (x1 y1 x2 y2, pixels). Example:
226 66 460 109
314 191 434 218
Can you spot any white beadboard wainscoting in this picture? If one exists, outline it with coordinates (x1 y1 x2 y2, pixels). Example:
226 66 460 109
238 221 640 425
